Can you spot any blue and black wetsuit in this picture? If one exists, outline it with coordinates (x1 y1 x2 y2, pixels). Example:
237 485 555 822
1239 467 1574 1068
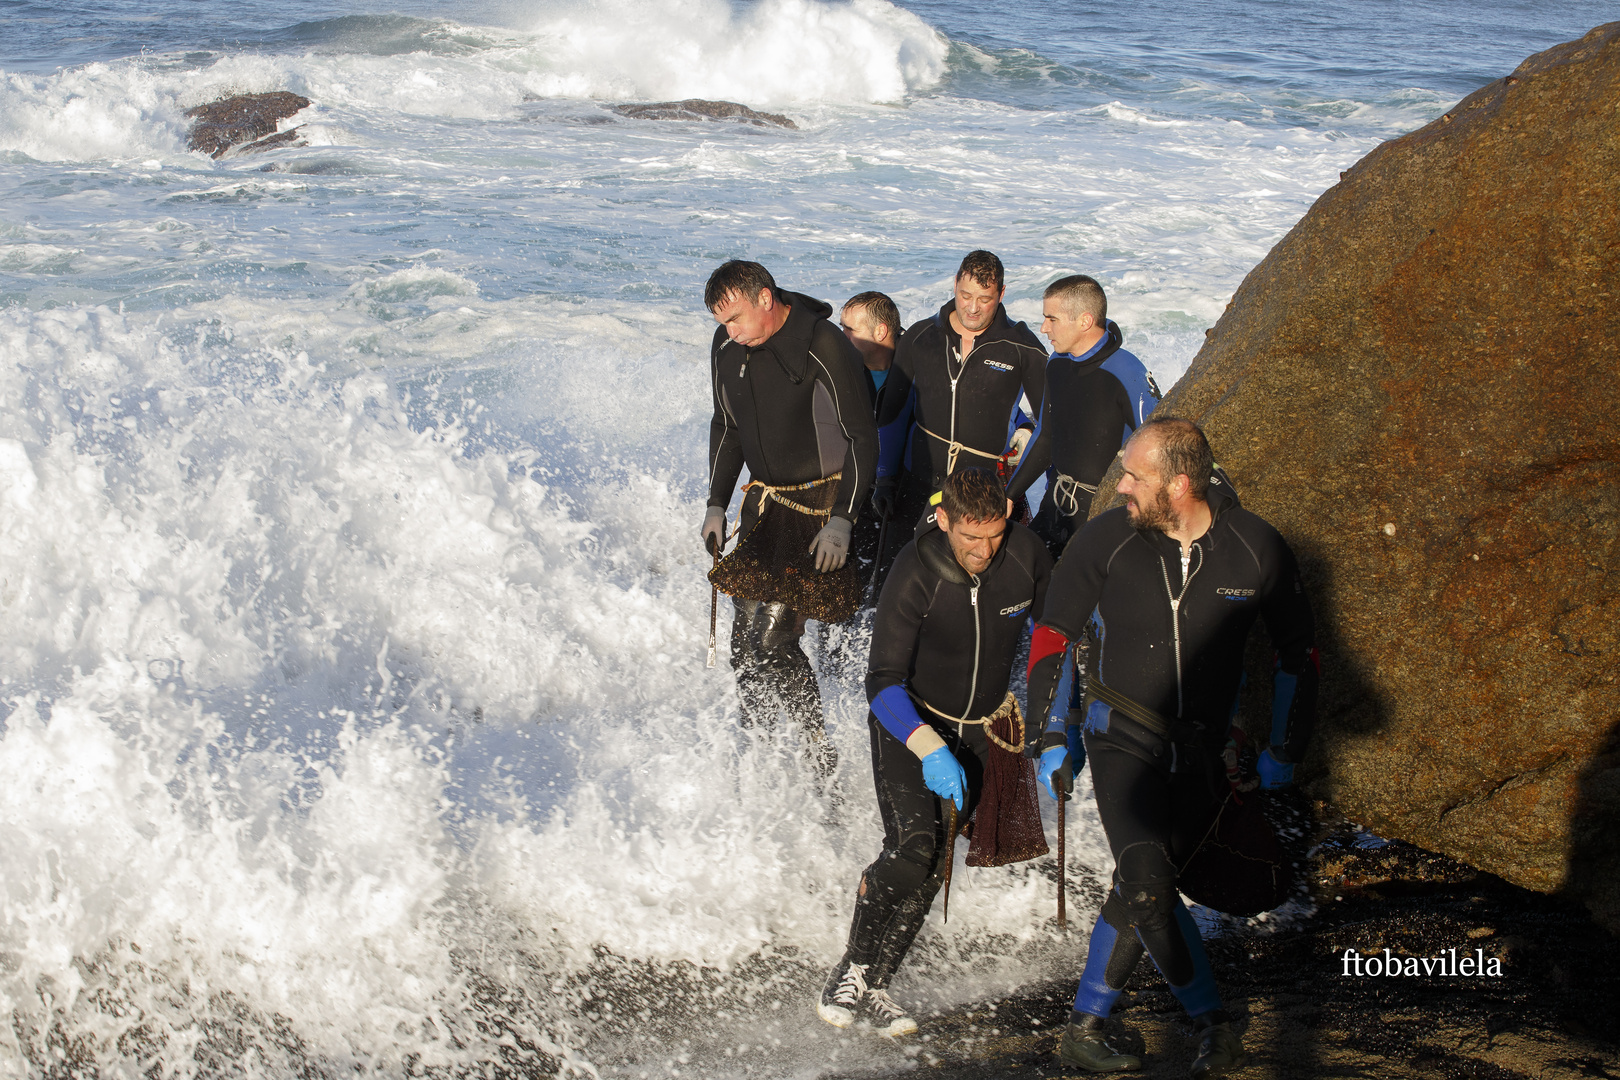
1005 321 1160 552
1026 481 1318 1026
874 302 1046 525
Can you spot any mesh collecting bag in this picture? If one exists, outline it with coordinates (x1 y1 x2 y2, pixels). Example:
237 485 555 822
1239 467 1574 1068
709 477 862 625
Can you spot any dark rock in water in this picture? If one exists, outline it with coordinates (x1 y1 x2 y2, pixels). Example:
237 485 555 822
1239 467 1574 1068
1091 24 1620 931
612 99 797 130
185 91 312 158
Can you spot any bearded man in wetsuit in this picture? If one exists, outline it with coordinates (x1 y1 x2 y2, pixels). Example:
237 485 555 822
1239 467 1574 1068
701 261 879 771
817 468 1052 1036
1026 418 1318 1078
873 251 1046 532
1005 275 1161 559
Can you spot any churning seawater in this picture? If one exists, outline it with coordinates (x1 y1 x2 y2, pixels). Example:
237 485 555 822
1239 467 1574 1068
0 0 1611 1074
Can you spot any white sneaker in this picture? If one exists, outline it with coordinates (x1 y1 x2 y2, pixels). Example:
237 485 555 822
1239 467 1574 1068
861 987 918 1037
817 958 868 1029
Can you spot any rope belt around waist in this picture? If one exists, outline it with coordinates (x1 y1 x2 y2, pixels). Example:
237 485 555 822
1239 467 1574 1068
910 689 1024 754
1051 472 1099 518
915 422 1004 476
1085 676 1205 745
742 471 840 522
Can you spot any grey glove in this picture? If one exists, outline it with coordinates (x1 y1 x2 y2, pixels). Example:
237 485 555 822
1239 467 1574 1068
701 505 726 557
871 476 897 520
808 516 853 572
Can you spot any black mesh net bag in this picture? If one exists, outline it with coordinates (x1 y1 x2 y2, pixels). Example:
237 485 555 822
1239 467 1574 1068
709 478 862 625
965 698 1050 867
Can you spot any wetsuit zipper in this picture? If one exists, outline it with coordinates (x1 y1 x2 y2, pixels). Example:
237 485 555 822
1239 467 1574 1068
954 577 982 735
1158 544 1203 717
946 337 965 478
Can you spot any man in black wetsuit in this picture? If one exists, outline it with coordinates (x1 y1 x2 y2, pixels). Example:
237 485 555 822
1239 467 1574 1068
874 251 1046 531
1005 275 1161 558
841 291 906 582
1026 418 1318 1078
701 261 880 768
817 468 1052 1036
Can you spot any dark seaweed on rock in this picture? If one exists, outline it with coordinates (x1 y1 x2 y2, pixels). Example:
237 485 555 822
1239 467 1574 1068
612 99 798 129
185 92 312 158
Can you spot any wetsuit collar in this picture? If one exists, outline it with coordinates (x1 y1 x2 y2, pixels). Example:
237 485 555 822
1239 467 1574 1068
917 521 1011 585
754 289 834 382
1052 320 1124 367
932 299 1016 344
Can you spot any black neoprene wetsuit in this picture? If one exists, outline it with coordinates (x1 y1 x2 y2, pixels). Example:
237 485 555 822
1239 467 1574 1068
1004 321 1160 541
707 290 880 745
708 290 879 525
839 523 1052 988
874 302 1046 510
1026 481 1318 1023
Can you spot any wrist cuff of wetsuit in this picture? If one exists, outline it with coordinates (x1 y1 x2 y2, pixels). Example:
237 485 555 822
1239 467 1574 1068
1267 745 1294 765
906 725 947 760
1042 728 1068 752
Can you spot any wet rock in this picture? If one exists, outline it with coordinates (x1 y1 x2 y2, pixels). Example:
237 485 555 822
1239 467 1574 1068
611 99 797 129
185 91 312 158
1094 24 1620 928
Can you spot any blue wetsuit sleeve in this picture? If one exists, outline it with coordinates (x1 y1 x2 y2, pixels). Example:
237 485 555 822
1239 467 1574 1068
872 684 925 744
876 386 914 479
1101 350 1161 432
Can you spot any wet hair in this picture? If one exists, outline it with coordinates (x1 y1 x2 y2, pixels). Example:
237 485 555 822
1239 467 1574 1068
1137 416 1214 500
705 260 777 311
843 291 901 343
955 250 1005 293
1044 274 1107 323
939 467 1007 523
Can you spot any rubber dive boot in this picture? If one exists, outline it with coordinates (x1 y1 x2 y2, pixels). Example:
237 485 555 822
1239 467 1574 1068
1189 1019 1245 1079
1057 1014 1143 1073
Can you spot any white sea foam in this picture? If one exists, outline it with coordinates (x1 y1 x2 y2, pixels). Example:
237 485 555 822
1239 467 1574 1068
0 303 1112 1075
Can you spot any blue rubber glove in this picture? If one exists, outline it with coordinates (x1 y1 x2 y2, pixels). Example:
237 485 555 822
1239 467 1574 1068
1256 748 1295 789
920 747 966 812
1037 746 1070 800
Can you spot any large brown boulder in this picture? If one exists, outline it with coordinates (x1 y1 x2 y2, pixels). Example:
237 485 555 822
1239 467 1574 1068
1097 25 1620 926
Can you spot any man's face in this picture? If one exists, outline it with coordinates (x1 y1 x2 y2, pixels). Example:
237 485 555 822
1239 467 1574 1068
839 305 889 369
936 507 1008 576
1116 435 1176 533
953 274 1003 335
712 288 778 347
1041 297 1094 356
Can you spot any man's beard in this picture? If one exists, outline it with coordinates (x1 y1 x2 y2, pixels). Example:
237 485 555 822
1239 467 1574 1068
1126 485 1177 534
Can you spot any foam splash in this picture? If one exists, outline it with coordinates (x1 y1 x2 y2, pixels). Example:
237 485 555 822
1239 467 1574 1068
0 304 1110 1075
520 0 949 105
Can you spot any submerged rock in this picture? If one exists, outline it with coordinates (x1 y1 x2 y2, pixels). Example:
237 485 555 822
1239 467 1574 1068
612 99 797 130
185 92 312 158
1094 24 1620 928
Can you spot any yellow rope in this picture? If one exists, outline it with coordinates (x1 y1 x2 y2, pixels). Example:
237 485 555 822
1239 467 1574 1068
742 472 841 520
914 422 1004 476
1051 472 1099 518
912 690 1024 754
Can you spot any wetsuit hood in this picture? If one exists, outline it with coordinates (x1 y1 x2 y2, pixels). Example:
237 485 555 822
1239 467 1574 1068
755 289 834 383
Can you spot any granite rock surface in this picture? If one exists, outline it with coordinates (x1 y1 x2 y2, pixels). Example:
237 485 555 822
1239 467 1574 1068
1094 24 1620 928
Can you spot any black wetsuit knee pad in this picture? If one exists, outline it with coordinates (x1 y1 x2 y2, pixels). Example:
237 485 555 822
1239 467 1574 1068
1116 841 1177 932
